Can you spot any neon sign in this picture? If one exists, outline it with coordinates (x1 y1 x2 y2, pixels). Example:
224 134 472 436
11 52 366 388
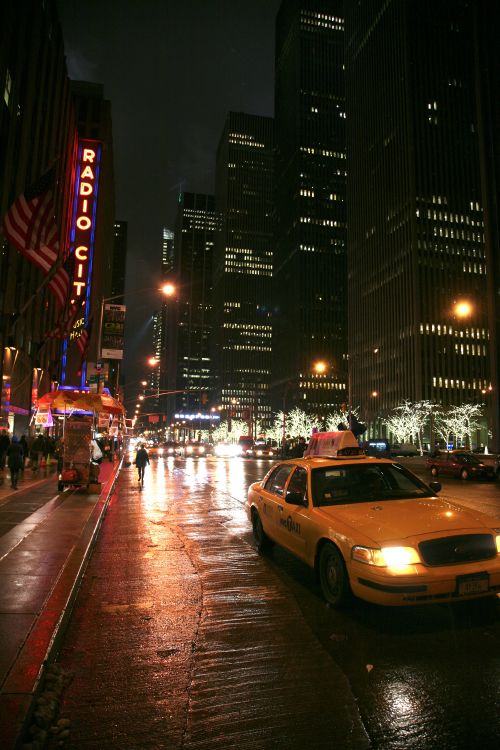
70 142 102 307
62 139 102 383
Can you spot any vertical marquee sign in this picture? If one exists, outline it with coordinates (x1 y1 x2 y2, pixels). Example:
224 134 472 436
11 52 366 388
62 139 102 385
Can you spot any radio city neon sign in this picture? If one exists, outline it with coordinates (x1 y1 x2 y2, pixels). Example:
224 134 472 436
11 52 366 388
70 140 102 303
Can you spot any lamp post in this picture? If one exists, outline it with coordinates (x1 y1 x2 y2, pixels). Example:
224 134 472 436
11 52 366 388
94 284 176 396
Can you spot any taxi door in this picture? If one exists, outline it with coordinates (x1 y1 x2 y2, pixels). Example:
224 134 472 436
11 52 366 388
259 464 295 542
275 466 312 561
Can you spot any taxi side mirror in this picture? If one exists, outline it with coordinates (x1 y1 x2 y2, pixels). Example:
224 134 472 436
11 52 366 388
429 481 441 494
286 490 307 506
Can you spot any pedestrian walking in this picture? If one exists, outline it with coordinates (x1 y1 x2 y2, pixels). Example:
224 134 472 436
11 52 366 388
0 429 10 470
135 443 149 487
7 436 23 489
30 433 45 471
19 435 28 470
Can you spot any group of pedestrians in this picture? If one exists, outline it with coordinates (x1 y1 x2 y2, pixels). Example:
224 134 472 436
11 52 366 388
0 430 61 489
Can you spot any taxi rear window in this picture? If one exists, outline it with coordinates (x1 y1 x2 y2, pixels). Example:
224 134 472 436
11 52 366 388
311 463 433 506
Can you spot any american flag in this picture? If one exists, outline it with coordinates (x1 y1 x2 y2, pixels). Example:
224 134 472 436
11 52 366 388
2 168 60 275
45 297 84 339
48 252 75 309
76 319 93 376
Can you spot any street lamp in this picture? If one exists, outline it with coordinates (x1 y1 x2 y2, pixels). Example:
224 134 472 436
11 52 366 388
95 285 177 372
453 300 473 319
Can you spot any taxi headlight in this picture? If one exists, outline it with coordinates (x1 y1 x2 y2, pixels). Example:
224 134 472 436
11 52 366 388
352 545 421 568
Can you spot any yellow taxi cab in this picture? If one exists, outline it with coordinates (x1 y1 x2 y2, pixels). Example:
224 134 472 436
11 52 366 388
246 431 500 607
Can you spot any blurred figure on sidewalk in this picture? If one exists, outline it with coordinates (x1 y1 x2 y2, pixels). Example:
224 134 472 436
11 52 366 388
30 433 45 471
0 429 10 470
7 436 23 489
19 435 28 471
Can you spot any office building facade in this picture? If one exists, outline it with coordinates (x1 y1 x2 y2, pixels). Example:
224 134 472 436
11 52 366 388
345 0 500 448
274 0 347 419
213 112 274 430
166 195 218 424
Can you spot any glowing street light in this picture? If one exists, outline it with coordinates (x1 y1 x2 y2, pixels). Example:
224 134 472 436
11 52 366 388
161 282 176 297
454 300 473 319
148 356 158 366
313 360 328 375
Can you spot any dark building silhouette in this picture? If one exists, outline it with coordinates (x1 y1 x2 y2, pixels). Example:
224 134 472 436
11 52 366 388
273 0 347 419
345 0 500 449
213 112 274 432
111 220 128 299
166 194 218 430
0 0 76 433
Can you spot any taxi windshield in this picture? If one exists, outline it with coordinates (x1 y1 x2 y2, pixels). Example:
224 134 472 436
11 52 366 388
311 463 434 506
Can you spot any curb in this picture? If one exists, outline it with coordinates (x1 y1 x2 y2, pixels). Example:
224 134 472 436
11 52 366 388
2 460 122 750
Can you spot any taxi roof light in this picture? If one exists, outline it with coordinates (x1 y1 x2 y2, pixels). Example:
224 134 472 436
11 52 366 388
304 430 365 459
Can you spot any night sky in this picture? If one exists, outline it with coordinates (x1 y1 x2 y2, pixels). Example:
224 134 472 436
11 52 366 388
57 0 281 387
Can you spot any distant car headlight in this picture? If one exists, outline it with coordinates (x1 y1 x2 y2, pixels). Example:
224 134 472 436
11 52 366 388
198 446 205 454
256 450 263 456
158 448 164 456
168 447 174 454
352 545 421 569
186 445 193 454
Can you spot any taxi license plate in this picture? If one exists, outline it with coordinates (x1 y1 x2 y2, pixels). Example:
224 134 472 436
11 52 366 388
456 573 489 596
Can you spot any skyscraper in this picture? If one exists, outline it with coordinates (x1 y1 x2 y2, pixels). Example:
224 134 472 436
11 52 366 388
345 0 500 448
213 112 274 430
167 194 218 423
274 0 347 419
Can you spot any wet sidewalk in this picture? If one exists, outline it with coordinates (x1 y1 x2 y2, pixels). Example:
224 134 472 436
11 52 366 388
0 459 121 749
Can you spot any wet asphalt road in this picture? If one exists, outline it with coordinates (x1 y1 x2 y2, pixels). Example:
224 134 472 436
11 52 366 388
55 457 500 749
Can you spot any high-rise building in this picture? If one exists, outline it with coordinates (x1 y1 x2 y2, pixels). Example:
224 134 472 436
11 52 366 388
0 0 76 433
345 0 500 448
166 195 218 425
147 228 174 425
274 0 347 420
213 112 274 430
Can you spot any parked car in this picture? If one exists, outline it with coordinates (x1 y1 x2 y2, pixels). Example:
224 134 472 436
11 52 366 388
246 430 500 607
390 443 418 457
426 451 496 481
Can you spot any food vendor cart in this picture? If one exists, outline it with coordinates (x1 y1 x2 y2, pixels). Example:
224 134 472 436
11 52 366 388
36 389 125 492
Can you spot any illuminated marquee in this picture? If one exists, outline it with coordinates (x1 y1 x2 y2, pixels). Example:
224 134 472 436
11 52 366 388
68 140 102 341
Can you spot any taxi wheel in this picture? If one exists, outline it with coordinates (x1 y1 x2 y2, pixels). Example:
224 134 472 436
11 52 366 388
460 468 469 480
430 465 439 477
319 543 351 607
252 510 272 553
